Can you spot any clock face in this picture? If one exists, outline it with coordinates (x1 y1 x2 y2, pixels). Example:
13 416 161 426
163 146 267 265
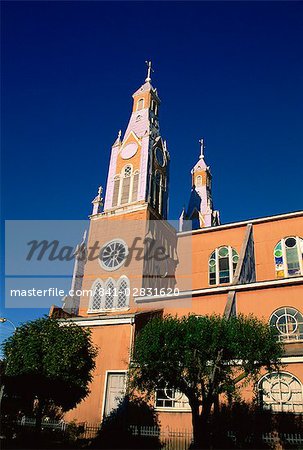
155 147 165 167
121 143 138 160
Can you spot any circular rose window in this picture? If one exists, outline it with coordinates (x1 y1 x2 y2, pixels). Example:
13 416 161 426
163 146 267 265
99 239 128 271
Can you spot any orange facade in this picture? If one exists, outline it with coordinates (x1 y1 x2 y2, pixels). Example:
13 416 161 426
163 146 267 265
64 210 303 426
59 71 303 428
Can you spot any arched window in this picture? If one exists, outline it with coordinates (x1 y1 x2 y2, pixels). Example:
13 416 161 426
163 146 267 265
132 170 139 202
112 176 120 207
270 307 303 342
120 165 132 205
117 276 130 308
104 278 115 309
89 279 104 311
209 246 239 285
274 236 303 278
137 98 144 111
195 175 202 187
258 372 303 413
88 277 130 312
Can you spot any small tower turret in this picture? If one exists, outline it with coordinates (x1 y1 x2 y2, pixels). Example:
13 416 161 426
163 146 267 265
179 139 220 231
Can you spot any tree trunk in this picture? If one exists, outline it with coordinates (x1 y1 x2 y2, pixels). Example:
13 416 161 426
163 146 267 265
35 397 45 432
189 395 213 449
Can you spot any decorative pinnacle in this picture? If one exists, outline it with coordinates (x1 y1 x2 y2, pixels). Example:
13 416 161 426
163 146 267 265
199 138 205 159
97 186 103 198
145 60 154 82
118 130 122 140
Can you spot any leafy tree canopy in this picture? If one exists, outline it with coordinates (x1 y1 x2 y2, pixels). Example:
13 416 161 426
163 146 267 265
131 314 283 447
2 316 97 414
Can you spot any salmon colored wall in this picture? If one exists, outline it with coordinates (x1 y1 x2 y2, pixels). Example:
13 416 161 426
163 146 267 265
177 215 303 291
253 216 303 281
177 226 246 291
65 323 133 424
236 284 303 321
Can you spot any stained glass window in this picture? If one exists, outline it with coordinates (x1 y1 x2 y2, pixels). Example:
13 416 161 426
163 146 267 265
274 237 303 278
209 246 239 285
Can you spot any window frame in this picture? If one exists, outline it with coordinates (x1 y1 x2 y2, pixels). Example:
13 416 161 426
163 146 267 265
155 386 191 412
208 246 239 286
274 236 303 279
88 276 130 313
258 371 303 413
269 307 303 342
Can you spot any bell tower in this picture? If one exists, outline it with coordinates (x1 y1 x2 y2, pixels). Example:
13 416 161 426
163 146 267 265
101 62 170 219
179 138 220 231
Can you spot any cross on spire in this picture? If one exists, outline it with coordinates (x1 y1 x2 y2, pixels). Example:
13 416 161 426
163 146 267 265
145 60 154 82
199 138 205 159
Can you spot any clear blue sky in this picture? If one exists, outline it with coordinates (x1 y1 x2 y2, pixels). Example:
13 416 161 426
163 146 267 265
1 2 302 332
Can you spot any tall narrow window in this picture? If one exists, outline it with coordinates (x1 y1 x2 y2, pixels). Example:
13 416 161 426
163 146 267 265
105 279 115 309
137 98 144 111
155 171 161 214
274 236 303 278
132 171 139 202
120 165 132 205
117 276 130 308
112 176 120 207
90 280 104 311
195 175 202 187
209 246 239 285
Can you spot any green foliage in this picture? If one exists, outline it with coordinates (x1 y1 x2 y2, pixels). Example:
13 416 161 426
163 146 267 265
2 316 97 412
92 396 162 449
131 314 283 403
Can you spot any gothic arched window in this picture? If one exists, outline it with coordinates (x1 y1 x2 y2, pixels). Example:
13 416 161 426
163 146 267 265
89 279 104 311
209 246 239 285
132 170 139 202
112 176 120 208
270 307 303 342
104 278 115 309
120 165 132 205
274 236 303 278
258 372 303 413
137 98 144 111
117 276 130 308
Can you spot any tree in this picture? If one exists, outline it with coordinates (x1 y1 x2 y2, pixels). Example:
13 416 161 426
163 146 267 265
2 316 97 430
130 314 284 448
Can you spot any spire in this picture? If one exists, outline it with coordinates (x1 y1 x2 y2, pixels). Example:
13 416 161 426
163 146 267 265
145 60 154 83
199 138 205 159
91 186 103 215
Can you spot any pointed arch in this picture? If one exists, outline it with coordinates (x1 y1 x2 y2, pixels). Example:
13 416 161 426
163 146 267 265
117 276 130 309
104 278 115 309
89 279 104 311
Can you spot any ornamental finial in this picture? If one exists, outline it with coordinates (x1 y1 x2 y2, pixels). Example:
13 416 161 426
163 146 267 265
199 138 205 159
145 60 154 82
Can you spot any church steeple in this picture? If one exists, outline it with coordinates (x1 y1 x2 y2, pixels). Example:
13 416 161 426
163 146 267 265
179 139 220 231
101 63 170 219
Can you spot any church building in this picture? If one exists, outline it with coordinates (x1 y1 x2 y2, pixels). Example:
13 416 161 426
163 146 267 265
51 63 303 429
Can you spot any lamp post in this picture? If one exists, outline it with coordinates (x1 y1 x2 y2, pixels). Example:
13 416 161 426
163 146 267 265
0 317 17 330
